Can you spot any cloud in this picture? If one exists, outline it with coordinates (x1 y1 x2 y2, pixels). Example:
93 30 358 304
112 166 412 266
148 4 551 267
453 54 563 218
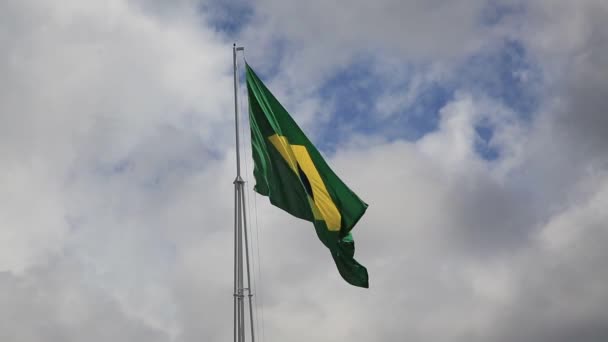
1 0 234 338
1 0 608 341
0 259 170 342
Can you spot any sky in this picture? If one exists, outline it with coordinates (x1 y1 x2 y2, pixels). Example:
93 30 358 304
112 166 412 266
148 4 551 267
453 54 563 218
1 0 608 341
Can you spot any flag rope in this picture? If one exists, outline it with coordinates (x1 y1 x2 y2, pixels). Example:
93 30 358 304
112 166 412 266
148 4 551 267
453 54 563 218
237 52 266 342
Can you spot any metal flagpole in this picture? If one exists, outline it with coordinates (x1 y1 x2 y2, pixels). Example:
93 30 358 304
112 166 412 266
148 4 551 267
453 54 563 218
232 43 255 342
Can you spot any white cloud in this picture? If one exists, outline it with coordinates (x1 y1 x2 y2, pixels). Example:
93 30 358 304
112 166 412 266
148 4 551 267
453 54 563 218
0 258 170 342
2 0 608 341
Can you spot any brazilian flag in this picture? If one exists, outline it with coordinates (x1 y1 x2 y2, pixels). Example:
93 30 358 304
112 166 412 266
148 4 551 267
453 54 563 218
246 63 369 288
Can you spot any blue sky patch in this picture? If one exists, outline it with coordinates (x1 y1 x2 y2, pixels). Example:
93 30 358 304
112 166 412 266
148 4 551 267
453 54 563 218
474 122 500 161
313 58 452 152
307 38 542 151
199 0 253 36
457 39 541 119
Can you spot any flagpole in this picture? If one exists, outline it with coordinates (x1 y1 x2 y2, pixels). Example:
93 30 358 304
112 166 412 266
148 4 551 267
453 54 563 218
232 43 255 342
233 44 243 179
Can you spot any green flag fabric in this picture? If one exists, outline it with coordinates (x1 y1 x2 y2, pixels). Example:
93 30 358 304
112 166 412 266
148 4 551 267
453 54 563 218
245 63 369 288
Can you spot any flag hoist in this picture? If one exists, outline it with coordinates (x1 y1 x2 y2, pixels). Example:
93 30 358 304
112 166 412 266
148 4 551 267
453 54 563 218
231 43 370 342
